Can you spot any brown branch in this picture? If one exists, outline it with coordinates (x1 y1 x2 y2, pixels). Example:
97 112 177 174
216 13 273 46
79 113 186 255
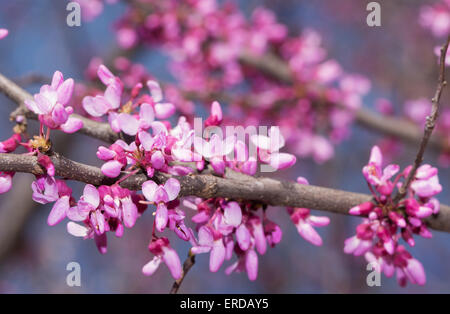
0 152 449 233
170 251 196 294
238 51 447 152
0 72 119 144
395 36 450 202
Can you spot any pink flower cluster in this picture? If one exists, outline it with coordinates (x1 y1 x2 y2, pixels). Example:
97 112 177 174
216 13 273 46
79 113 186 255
104 0 372 163
0 62 325 281
344 146 442 286
24 71 83 133
420 0 450 38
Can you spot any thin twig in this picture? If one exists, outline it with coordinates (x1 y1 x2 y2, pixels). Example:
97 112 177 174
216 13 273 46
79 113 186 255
394 35 450 202
170 251 196 294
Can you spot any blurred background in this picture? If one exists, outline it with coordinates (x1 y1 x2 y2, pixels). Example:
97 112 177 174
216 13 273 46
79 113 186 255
0 0 449 293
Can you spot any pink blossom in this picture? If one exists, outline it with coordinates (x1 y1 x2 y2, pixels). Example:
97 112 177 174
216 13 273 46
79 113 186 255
0 172 13 194
0 28 8 40
250 126 296 170
24 71 83 133
142 237 182 280
290 208 330 246
142 178 180 232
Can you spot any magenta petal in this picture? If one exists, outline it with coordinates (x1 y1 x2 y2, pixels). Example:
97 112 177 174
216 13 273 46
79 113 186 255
94 232 108 254
66 206 88 222
147 80 163 102
0 28 9 40
83 96 110 117
47 195 69 226
96 146 116 160
51 71 64 90
211 101 222 121
139 103 155 125
142 256 162 276
269 152 296 170
117 113 139 136
60 116 83 133
245 249 258 281
122 198 138 228
223 202 242 227
242 157 257 175
151 151 165 169
83 184 100 208
101 160 123 178
252 220 267 255
209 239 225 272
369 145 383 166
142 180 158 202
25 99 44 115
162 247 182 280
308 215 330 227
56 78 74 105
210 158 225 175
297 222 323 246
164 178 180 201
406 258 426 285
236 224 251 251
155 203 168 232
155 102 176 119
52 103 69 125
0 173 12 194
104 83 122 109
97 64 115 85
66 222 88 237
34 93 54 114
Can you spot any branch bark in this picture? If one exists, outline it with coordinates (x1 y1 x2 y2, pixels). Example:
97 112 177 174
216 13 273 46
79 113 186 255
0 152 449 233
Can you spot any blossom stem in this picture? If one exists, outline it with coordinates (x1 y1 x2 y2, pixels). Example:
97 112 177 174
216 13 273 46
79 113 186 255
394 35 450 203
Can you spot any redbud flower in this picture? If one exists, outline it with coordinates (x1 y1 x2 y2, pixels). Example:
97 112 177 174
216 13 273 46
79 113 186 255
0 28 8 40
251 126 296 170
24 71 83 133
0 172 13 194
142 237 182 280
142 178 181 232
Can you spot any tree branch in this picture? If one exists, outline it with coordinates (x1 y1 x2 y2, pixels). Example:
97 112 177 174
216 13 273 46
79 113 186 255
395 35 450 201
0 152 449 233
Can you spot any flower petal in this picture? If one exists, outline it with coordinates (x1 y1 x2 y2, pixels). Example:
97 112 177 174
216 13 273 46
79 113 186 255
47 195 69 226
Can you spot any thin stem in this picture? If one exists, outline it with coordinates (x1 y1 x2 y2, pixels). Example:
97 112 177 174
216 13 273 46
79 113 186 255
394 35 450 203
170 250 196 294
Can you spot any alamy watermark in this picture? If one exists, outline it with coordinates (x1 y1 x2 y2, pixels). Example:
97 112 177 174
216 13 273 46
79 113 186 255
366 261 381 287
66 261 81 287
67 2 81 27
367 2 381 27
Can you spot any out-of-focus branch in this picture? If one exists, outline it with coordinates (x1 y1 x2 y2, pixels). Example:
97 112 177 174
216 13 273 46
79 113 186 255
0 152 449 233
395 36 450 201
0 72 119 144
238 51 447 152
